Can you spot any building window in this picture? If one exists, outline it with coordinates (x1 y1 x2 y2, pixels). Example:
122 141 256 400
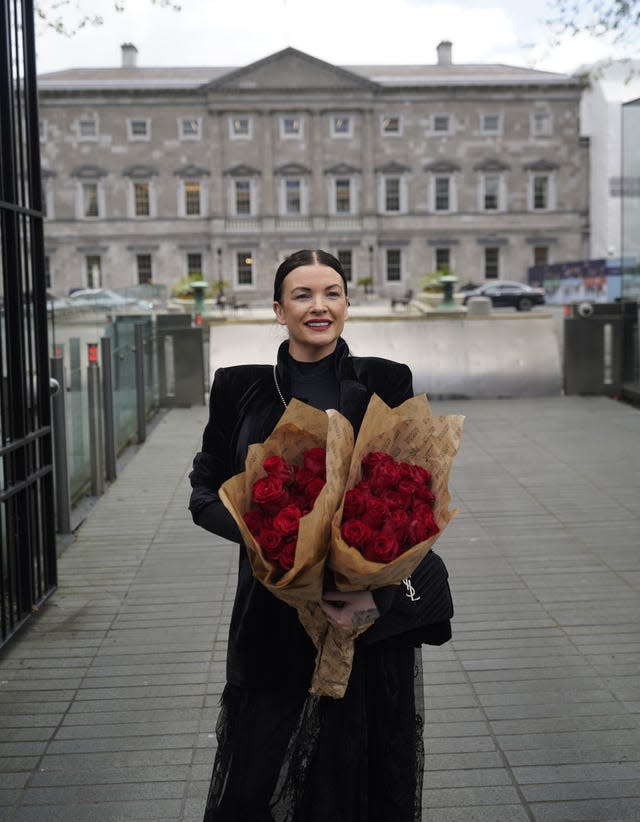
381 115 402 135
128 118 150 140
184 181 201 216
384 177 401 212
336 249 353 283
137 254 153 285
78 117 98 139
86 255 102 288
482 174 501 211
285 179 301 214
236 252 254 286
385 249 402 282
434 176 450 211
531 112 552 137
281 116 302 138
134 182 150 217
179 117 201 139
533 245 549 266
484 247 500 279
187 253 202 276
331 116 352 137
230 116 251 138
434 247 451 273
234 180 252 215
432 114 451 134
335 179 351 213
82 183 99 218
532 175 550 210
481 113 501 134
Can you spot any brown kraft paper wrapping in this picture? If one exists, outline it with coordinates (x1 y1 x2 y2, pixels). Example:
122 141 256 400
307 393 465 699
219 399 354 679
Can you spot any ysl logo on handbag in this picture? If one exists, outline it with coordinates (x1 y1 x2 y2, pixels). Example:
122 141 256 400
402 578 420 602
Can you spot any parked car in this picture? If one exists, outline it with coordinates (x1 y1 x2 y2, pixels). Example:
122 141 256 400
461 281 546 311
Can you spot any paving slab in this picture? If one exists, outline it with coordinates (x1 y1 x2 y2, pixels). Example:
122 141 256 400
0 395 638 820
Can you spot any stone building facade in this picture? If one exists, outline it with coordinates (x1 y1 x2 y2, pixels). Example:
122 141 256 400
38 42 589 301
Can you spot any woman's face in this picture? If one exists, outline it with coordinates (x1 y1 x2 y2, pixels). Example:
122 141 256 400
273 263 349 361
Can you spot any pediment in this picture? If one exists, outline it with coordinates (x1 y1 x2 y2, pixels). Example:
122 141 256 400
274 163 312 175
523 158 559 171
375 161 412 174
207 47 377 92
122 164 159 178
174 164 210 178
223 164 262 177
424 160 460 173
324 163 361 175
71 164 107 178
473 158 510 172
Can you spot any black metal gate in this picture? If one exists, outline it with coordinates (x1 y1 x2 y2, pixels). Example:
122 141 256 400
0 0 57 646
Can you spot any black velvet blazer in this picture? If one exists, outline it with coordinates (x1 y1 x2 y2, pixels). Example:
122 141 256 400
189 337 451 691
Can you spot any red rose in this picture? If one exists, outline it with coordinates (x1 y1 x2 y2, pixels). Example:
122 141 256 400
243 509 266 536
361 451 393 480
385 490 413 511
407 514 439 546
400 462 432 487
278 538 297 571
369 459 403 494
263 455 295 485
361 497 388 529
259 528 283 561
414 484 436 505
343 483 370 519
363 533 400 564
340 519 374 550
293 466 317 490
252 476 289 514
382 509 409 544
288 491 308 512
273 504 302 537
302 447 326 478
397 478 418 497
304 476 325 504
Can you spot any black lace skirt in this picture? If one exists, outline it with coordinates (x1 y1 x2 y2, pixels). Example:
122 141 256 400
203 640 424 822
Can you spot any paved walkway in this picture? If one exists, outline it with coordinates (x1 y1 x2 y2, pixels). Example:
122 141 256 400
1 395 639 822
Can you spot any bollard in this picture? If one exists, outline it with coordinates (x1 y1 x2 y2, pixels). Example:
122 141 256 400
101 337 117 482
50 356 72 534
135 323 146 444
87 342 104 496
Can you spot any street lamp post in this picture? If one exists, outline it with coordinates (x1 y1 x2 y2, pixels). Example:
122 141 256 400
216 247 225 310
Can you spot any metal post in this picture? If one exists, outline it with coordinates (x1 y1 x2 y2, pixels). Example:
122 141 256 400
101 336 117 482
87 343 104 496
50 357 71 534
135 322 146 444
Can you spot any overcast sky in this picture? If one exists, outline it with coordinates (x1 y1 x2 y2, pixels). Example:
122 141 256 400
35 0 620 76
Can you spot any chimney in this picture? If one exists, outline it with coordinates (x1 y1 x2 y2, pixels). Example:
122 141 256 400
121 43 138 68
437 40 452 66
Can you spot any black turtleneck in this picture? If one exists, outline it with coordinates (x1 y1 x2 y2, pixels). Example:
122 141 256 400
287 349 340 411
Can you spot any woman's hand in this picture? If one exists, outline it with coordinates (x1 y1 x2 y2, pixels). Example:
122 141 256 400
319 590 379 630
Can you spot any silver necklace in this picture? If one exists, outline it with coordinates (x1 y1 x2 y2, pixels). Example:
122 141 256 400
273 365 288 409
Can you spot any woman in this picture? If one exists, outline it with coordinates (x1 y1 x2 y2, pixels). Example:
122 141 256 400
189 249 451 822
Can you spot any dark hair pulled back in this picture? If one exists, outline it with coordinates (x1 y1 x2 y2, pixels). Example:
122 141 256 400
273 249 348 303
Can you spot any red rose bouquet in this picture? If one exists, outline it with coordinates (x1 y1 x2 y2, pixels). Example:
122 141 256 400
307 392 464 698
219 398 354 635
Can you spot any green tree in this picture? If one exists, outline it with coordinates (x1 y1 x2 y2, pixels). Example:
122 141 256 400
546 0 639 46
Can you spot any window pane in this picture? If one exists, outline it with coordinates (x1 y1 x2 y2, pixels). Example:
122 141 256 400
484 247 499 278
134 182 150 216
187 253 202 276
336 249 352 282
181 118 200 137
435 247 450 272
382 116 400 133
335 179 351 213
86 255 102 288
185 181 201 216
130 119 148 137
79 118 97 137
283 117 300 135
285 180 301 213
435 177 450 211
533 176 548 209
137 254 152 285
83 183 98 218
484 175 499 210
534 245 549 266
385 178 400 211
482 114 499 132
386 249 401 282
333 116 350 134
235 180 251 215
233 117 249 135
237 252 253 285
433 115 449 132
